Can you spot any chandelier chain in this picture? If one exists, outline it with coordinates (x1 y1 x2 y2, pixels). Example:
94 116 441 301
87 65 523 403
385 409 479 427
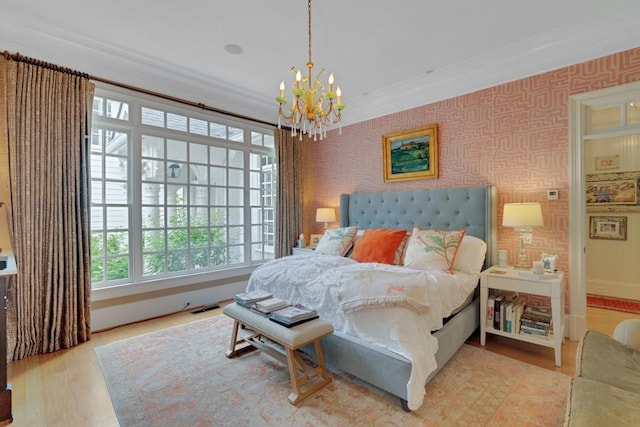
308 0 312 65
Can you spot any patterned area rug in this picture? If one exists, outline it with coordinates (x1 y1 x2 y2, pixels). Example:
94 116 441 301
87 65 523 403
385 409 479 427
587 294 640 315
96 315 570 427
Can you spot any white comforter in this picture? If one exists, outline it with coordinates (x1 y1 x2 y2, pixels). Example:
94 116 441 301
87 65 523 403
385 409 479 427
246 254 479 410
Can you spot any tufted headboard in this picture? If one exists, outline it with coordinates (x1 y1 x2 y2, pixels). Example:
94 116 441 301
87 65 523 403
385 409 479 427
339 186 497 266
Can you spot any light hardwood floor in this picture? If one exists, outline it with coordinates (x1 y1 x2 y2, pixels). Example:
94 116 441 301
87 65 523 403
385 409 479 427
3 303 639 427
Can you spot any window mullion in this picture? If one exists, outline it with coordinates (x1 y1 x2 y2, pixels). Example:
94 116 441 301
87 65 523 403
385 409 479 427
129 100 144 281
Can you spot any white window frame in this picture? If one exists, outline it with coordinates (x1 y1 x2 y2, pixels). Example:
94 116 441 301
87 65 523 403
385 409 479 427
90 83 276 301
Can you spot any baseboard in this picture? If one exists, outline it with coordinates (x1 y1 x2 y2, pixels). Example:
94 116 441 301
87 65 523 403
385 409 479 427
587 278 640 301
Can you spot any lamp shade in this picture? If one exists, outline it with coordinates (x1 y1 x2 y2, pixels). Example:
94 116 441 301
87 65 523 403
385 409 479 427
502 203 543 227
316 208 336 223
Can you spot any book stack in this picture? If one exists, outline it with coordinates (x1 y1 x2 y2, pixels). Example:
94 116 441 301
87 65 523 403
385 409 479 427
250 297 289 316
520 305 552 337
503 295 526 334
270 304 319 328
490 292 522 332
234 289 273 308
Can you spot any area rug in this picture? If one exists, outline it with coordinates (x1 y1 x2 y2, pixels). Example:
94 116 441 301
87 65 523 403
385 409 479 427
96 315 570 427
587 294 640 315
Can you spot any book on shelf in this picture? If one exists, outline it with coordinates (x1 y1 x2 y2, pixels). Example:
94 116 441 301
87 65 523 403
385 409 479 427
254 297 288 312
513 302 524 335
493 295 504 330
520 320 550 330
521 306 552 323
520 325 550 337
491 292 519 331
486 295 495 328
234 289 273 307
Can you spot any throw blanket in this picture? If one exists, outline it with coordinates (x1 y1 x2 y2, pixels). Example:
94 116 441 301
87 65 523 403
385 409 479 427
246 254 478 410
337 263 434 315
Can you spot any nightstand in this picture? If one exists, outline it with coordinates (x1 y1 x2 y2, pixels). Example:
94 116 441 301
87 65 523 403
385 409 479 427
292 247 315 255
480 266 565 366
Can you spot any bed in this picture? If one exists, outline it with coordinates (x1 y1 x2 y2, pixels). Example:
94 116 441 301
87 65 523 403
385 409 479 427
246 185 496 410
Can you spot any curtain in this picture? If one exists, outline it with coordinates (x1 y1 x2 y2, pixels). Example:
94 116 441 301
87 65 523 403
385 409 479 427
0 55 94 360
274 129 304 258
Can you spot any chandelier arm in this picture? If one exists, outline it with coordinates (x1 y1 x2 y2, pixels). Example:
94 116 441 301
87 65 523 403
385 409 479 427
275 0 344 138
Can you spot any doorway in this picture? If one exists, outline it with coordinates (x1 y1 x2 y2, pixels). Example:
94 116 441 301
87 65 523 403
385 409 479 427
569 81 640 339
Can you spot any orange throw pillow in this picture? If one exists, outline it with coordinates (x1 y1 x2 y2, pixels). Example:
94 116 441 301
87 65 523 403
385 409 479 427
350 228 408 264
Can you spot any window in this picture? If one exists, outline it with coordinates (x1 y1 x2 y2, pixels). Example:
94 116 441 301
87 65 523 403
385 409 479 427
90 87 276 290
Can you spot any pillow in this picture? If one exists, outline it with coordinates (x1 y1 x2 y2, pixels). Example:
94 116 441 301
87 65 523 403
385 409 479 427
314 226 359 256
403 227 467 273
394 233 410 265
350 228 408 264
452 235 487 275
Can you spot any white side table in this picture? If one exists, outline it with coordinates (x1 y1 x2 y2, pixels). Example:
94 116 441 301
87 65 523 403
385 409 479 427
480 266 565 366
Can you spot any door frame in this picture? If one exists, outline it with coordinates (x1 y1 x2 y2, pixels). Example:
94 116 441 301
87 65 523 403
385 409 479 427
568 80 640 340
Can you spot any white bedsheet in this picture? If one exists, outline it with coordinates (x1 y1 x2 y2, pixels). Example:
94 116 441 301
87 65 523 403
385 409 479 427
246 254 479 410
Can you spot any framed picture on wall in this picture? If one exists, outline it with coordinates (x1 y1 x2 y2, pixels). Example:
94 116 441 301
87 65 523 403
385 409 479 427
309 234 323 248
589 216 627 240
586 172 640 213
382 124 438 182
595 154 620 170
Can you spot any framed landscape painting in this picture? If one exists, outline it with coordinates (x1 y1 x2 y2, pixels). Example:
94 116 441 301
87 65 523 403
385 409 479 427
382 124 438 183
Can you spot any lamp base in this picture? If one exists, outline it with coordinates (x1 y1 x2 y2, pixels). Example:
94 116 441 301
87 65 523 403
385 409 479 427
513 264 529 270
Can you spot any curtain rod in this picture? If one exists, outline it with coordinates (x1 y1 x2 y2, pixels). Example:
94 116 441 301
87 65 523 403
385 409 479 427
3 50 89 79
2 50 278 128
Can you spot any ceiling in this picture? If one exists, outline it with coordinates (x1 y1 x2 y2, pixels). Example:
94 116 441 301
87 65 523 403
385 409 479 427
2 0 640 127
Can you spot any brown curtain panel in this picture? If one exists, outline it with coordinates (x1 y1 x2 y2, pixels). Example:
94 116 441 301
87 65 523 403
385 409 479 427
0 56 94 360
274 129 304 258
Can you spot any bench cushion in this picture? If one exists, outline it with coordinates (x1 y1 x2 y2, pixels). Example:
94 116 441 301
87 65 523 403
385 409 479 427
223 302 333 348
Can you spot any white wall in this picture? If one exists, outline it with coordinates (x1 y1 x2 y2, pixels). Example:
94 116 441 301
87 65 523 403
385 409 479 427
92 279 246 330
585 134 640 300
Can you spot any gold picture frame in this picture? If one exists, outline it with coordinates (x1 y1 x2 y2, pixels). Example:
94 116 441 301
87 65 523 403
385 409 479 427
589 216 627 240
586 171 640 212
595 155 620 170
382 124 438 182
309 233 323 248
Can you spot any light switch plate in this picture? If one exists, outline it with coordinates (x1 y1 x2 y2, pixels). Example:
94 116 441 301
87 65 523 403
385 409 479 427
547 189 559 200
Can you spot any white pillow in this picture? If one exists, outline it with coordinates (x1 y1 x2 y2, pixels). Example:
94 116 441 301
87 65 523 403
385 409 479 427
452 235 487 275
314 226 359 256
403 228 467 273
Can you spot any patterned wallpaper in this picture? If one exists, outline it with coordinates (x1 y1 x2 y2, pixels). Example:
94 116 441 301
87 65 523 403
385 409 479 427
311 47 640 275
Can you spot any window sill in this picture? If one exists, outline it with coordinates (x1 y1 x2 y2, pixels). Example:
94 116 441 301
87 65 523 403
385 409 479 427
91 264 260 302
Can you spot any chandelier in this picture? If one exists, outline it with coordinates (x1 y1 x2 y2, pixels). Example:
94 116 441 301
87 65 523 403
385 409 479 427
275 0 345 140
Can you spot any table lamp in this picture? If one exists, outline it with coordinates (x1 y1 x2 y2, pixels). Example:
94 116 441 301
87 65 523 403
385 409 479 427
502 202 543 269
316 208 336 231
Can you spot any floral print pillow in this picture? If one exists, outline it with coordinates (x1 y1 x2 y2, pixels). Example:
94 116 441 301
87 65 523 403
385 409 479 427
403 227 467 273
314 226 359 256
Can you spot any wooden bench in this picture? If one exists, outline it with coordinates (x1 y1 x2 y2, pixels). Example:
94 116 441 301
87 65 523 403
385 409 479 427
223 302 334 405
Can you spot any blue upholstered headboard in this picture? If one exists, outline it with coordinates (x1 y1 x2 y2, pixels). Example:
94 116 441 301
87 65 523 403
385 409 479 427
339 186 497 266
